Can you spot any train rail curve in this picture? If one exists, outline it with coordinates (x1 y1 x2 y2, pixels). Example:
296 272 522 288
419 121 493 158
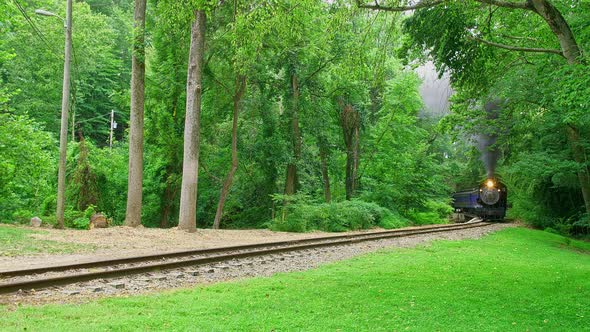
0 219 486 295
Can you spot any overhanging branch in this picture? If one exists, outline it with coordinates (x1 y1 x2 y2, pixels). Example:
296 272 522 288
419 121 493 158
469 35 564 57
355 0 445 12
475 0 531 10
356 0 531 12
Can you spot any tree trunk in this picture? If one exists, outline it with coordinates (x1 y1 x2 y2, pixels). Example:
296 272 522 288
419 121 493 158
124 0 147 227
318 138 331 203
359 0 589 212
529 0 589 212
178 10 206 232
285 73 302 195
259 86 279 218
160 165 179 228
353 125 360 193
529 0 582 64
160 176 173 228
340 103 360 200
213 76 246 229
566 126 590 213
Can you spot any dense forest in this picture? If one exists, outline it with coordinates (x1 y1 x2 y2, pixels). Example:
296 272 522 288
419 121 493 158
0 0 588 236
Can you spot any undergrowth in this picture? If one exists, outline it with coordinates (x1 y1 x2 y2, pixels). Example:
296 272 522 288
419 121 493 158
270 199 411 232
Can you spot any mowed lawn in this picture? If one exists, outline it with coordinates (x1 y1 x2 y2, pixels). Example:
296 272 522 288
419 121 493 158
1 227 589 331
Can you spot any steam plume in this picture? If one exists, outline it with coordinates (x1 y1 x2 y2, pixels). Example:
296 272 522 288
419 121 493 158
478 100 502 179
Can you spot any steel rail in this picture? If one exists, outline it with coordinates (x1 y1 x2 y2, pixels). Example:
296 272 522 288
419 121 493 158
1 220 481 277
0 220 487 295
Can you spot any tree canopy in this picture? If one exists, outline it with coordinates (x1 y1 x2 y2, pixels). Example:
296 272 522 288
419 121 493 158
1 0 588 235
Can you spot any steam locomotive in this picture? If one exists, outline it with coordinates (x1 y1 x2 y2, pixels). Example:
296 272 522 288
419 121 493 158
452 178 507 221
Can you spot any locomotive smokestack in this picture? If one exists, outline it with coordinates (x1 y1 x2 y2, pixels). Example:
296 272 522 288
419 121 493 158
478 100 502 179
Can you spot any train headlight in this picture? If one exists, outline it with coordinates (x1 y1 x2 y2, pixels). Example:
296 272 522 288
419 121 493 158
486 179 495 188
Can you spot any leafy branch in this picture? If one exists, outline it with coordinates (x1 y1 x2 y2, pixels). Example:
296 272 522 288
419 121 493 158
468 35 564 57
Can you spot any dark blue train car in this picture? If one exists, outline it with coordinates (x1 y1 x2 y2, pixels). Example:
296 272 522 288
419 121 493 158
452 179 507 220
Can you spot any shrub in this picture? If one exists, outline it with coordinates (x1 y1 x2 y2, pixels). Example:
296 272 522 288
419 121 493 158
573 214 590 236
379 211 411 229
0 114 56 222
11 210 34 224
66 141 128 225
270 200 411 233
424 199 453 220
66 205 96 230
405 199 452 225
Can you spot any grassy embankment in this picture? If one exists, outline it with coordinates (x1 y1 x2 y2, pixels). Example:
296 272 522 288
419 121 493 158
0 226 90 257
1 227 589 331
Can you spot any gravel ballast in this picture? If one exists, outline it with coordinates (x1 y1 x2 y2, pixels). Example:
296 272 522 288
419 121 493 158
0 223 515 307
0 226 396 272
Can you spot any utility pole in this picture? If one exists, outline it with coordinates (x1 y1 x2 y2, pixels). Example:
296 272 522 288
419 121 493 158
35 4 72 229
109 110 114 149
56 0 72 229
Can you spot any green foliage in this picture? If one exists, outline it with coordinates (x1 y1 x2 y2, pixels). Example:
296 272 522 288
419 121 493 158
2 0 132 144
10 210 34 224
377 210 411 229
270 200 409 233
407 0 590 236
62 141 127 226
67 205 96 230
9 0 587 234
406 199 453 225
402 2 488 88
361 72 452 216
0 113 56 222
2 228 589 330
70 139 99 210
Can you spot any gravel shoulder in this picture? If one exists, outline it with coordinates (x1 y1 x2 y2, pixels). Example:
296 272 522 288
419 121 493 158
0 223 516 307
0 224 396 271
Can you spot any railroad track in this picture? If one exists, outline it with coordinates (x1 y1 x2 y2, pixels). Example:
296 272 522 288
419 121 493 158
0 219 487 295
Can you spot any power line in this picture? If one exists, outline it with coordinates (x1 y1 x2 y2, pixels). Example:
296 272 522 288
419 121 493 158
12 0 85 138
12 0 62 59
76 111 112 124
12 0 117 142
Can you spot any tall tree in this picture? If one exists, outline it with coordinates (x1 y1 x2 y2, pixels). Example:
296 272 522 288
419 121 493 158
339 102 360 200
284 72 302 195
318 136 332 203
178 9 207 232
212 75 246 229
357 0 590 213
124 0 147 227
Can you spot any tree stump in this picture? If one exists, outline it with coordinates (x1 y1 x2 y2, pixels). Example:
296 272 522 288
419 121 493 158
90 213 109 229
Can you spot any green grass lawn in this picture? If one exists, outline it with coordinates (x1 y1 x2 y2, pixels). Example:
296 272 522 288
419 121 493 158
0 226 91 257
1 227 589 331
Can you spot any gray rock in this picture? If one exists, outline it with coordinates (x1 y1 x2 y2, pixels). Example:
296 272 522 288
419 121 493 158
64 290 80 295
30 217 42 227
109 283 125 289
